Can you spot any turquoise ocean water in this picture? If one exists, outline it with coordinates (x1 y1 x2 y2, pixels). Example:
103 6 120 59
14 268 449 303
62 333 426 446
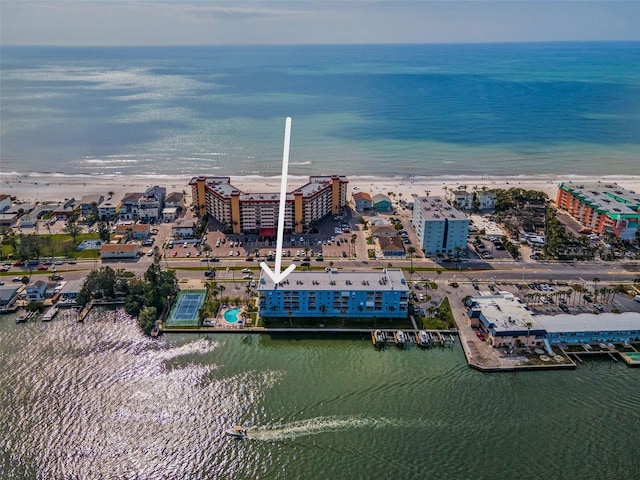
1 43 639 178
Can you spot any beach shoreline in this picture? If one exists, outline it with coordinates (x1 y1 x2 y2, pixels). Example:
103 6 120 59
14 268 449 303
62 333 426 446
2 171 640 205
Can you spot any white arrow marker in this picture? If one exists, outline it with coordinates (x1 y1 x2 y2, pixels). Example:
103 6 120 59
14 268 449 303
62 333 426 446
260 117 296 285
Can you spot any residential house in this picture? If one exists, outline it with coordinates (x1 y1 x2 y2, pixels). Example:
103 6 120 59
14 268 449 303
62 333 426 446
372 194 393 212
172 218 197 239
78 194 104 218
378 236 406 257
352 192 373 212
26 280 47 301
100 243 140 260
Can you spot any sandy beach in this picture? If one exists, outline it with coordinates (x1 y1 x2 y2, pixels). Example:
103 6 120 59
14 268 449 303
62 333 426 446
2 171 640 206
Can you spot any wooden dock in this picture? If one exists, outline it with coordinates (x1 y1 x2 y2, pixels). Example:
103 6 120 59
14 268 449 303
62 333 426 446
42 305 59 322
371 329 456 349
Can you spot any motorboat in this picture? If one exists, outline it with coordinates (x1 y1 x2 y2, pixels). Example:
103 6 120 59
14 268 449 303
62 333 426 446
225 425 248 439
417 330 430 347
394 330 406 348
374 329 385 345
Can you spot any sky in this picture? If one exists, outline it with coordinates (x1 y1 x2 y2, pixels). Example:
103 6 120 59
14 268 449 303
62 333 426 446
1 0 639 46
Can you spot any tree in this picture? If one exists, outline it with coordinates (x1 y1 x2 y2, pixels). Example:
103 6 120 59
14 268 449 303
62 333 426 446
64 214 82 243
137 306 157 335
407 246 416 274
97 221 111 243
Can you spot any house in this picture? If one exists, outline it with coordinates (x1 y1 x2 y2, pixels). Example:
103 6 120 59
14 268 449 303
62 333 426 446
371 225 398 237
26 280 47 301
172 218 198 239
114 223 150 240
98 200 119 221
164 192 185 211
258 269 409 319
448 189 497 211
100 243 139 260
352 192 373 212
53 198 77 218
0 285 21 310
58 279 84 305
78 194 104 218
378 236 406 257
0 194 12 213
162 207 179 222
372 194 393 212
0 212 18 227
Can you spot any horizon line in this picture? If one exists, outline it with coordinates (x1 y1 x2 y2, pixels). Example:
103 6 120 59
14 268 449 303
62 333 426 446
3 40 640 49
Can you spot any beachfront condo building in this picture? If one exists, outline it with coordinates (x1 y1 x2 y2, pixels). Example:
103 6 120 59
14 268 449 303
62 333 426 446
189 175 348 235
556 183 640 240
258 269 409 319
412 196 469 257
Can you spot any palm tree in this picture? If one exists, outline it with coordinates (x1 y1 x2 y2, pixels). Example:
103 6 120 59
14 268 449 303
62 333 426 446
407 246 416 274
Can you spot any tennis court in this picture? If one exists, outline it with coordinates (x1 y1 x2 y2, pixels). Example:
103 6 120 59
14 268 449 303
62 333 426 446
166 290 206 327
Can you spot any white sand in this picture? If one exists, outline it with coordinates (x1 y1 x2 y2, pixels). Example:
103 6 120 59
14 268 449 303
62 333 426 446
1 171 639 206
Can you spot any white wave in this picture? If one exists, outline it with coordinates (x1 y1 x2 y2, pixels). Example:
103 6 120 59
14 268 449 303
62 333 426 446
247 416 406 441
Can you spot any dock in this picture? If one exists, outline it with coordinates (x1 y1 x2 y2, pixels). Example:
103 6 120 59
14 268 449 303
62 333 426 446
15 310 38 323
370 329 456 349
42 305 59 322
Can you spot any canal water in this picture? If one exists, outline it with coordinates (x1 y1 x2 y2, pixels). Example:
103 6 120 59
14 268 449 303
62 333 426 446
1 310 639 479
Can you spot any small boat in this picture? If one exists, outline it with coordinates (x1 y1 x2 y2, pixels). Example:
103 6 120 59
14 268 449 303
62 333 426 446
394 330 406 348
417 330 430 348
373 329 385 345
225 425 248 439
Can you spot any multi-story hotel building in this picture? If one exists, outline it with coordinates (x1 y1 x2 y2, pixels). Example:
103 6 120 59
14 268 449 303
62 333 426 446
258 269 409 319
412 196 469 256
556 182 640 240
189 175 348 235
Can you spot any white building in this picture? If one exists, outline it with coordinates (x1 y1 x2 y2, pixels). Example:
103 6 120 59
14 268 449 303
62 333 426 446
412 196 469 257
448 189 497 211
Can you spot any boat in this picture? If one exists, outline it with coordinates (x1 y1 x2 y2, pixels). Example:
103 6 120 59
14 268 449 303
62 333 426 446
225 425 248 439
394 330 406 348
417 330 430 348
373 329 385 345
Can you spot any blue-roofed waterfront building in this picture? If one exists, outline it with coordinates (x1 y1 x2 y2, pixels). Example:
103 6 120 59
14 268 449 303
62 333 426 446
258 269 409 320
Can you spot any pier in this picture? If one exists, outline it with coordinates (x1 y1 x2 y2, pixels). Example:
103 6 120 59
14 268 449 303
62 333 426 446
370 329 456 349
42 305 59 322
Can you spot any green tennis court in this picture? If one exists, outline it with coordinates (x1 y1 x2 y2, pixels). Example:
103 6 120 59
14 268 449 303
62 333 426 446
166 290 206 327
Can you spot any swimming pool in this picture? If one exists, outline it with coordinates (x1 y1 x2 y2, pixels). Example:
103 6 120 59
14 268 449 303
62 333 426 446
223 308 241 324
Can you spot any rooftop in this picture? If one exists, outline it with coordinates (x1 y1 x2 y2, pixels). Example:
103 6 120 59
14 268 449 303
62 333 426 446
414 196 467 221
536 312 640 333
559 182 640 217
192 175 348 203
469 292 540 333
258 268 408 292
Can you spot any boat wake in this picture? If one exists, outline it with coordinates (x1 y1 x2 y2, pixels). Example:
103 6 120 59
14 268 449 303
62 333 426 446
247 416 405 441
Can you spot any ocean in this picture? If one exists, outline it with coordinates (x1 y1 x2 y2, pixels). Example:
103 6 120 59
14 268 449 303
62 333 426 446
1 310 639 479
1 43 639 179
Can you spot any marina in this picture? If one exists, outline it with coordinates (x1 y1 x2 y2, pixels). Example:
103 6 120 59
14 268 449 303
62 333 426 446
371 329 456 349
